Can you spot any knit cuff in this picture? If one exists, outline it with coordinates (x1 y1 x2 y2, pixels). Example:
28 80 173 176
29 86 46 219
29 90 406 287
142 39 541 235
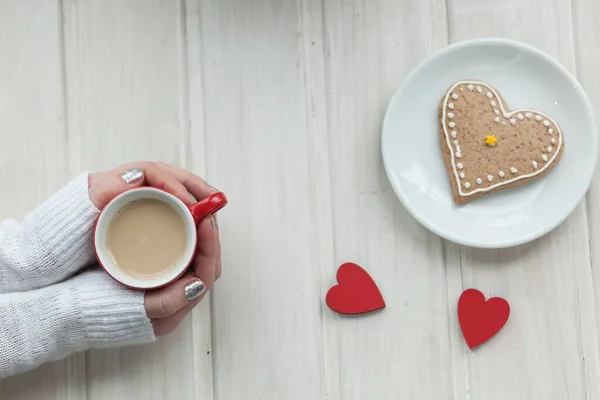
74 270 156 348
34 173 99 270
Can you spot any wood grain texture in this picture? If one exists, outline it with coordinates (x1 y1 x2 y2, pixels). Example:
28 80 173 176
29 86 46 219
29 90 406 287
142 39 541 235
183 1 214 398
0 1 86 399
296 1 341 398
446 0 600 399
572 0 600 398
321 1 456 399
191 0 330 398
62 1 202 399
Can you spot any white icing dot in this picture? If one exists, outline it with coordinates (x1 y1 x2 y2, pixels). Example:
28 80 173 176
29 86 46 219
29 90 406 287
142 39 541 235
548 128 554 134
448 103 455 110
452 93 459 100
547 146 553 153
532 161 538 169
448 112 455 119
467 84 474 91
449 122 456 128
453 140 459 145
456 145 461 152
459 172 465 179
551 138 556 144
476 86 482 93
510 167 518 173
503 112 510 118
502 121 507 125
494 109 500 116
476 178 482 185
451 131 457 138
464 182 471 189
457 163 464 169
487 175 493 182
535 115 542 121
455 152 462 158
526 112 533 119
486 92 493 99
543 120 550 127
517 114 524 120
499 171 505 178
510 118 516 125
542 154 548 161
494 117 500 123
490 101 497 107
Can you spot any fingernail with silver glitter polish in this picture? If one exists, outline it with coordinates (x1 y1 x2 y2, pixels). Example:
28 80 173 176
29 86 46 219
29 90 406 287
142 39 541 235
210 215 218 231
121 167 144 184
210 185 219 192
184 280 206 301
188 193 198 203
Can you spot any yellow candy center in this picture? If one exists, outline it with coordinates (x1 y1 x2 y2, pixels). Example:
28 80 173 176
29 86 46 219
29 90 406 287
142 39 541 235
485 135 497 146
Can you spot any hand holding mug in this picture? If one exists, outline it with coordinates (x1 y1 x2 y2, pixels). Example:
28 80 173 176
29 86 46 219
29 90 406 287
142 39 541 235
88 162 225 336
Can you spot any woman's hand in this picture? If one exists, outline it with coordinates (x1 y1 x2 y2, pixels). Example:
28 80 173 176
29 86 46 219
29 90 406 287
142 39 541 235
145 275 208 336
88 161 214 210
89 162 222 336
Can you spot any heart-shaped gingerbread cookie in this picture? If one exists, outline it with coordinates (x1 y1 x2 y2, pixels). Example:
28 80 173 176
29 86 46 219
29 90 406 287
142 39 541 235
438 80 564 204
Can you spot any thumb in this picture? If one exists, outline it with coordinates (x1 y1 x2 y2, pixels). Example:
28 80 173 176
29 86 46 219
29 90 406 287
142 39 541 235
145 276 207 318
89 165 146 209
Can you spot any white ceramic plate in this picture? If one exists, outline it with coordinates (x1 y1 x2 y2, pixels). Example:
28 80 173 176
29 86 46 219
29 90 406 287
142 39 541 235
382 38 598 248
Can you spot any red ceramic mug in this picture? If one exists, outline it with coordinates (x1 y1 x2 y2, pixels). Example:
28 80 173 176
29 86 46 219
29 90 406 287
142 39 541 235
94 188 227 289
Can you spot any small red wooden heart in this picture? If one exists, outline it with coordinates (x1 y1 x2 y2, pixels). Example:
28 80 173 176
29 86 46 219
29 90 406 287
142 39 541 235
458 288 510 349
326 262 385 315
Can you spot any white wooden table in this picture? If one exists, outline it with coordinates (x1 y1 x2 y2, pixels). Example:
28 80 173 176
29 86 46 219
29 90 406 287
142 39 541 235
0 0 599 399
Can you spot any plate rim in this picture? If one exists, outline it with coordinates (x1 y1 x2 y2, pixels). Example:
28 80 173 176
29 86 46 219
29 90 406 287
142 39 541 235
381 37 599 249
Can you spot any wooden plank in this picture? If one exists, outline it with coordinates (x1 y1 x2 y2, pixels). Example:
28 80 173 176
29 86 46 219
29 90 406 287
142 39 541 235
296 1 341 398
321 1 454 399
571 0 600 398
193 0 334 398
0 1 86 399
446 0 600 398
182 1 214 398
62 1 206 398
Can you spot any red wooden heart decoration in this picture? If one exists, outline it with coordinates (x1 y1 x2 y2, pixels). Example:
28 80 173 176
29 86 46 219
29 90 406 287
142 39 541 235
458 288 510 349
326 262 385 315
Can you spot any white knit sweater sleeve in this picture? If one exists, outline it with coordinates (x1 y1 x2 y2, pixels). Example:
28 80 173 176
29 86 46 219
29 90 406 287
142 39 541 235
0 174 99 293
0 174 156 379
0 269 155 379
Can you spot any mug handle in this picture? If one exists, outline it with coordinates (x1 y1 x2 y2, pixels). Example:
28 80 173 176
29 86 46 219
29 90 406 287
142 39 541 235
189 192 228 225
